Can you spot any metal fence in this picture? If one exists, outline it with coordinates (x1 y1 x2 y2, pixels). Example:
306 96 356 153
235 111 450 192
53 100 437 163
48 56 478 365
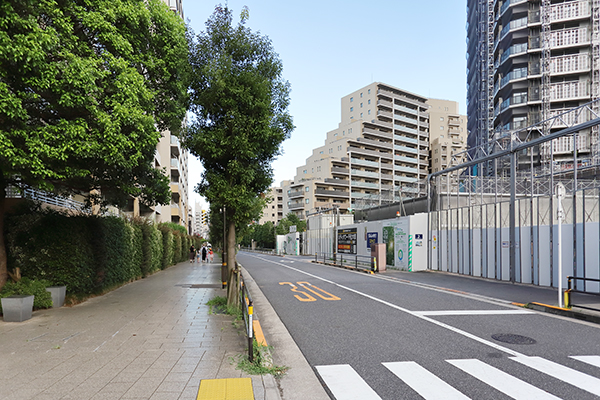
314 252 376 273
238 271 254 362
428 100 600 294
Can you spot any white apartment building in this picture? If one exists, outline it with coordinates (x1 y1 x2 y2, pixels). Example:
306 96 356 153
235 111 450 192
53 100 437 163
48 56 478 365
282 82 466 219
258 186 284 225
428 99 469 173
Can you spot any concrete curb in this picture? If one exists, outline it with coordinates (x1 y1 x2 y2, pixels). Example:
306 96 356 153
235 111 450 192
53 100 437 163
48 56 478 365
524 302 600 324
241 266 330 400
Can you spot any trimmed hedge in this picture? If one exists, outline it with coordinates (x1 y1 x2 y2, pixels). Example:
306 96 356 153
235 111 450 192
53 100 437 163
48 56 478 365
4 205 194 298
0 277 53 313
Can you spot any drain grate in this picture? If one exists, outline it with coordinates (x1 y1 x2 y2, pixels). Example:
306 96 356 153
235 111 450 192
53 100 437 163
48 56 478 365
176 284 222 289
491 333 537 345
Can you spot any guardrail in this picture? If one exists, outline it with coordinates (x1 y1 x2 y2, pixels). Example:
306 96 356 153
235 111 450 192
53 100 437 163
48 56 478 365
238 270 254 362
314 252 376 273
565 276 600 312
240 247 276 255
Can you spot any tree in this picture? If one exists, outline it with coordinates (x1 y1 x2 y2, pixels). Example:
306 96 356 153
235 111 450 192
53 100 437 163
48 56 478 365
276 213 306 235
0 0 190 287
185 6 293 306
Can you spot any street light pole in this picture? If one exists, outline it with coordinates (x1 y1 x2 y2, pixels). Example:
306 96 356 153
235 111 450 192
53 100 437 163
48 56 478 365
222 206 227 289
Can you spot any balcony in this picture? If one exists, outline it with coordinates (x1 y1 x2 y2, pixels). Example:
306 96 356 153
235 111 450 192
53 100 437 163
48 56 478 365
500 67 527 88
550 0 590 23
324 178 349 186
394 165 418 174
550 27 589 49
550 53 590 75
395 135 418 145
289 190 303 199
354 137 392 149
499 42 528 66
499 16 528 42
500 0 527 16
368 119 393 129
351 181 379 189
289 202 304 210
377 109 393 119
394 124 418 135
170 158 179 169
394 144 418 155
377 99 393 109
331 166 349 175
394 114 418 126
347 147 393 160
315 189 349 198
351 169 379 179
394 104 419 116
394 155 419 164
550 80 590 101
362 127 393 139
350 158 379 168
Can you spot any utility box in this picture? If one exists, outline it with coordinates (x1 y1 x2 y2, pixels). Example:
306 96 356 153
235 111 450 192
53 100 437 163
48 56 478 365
371 243 386 272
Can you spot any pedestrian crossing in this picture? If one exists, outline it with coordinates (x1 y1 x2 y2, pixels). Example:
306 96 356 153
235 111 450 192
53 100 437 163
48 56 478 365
315 355 600 400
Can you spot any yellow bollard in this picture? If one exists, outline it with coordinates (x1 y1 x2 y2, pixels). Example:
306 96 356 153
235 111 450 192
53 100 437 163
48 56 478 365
564 289 571 309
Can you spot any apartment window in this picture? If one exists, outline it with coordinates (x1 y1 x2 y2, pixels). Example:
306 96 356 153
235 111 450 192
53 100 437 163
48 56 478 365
338 145 342 150
350 107 354 112
360 103 363 108
305 186 309 192
360 92 363 98
303 169 307 174
305 198 309 204
350 97 353 102
287 190 291 194
440 126 444 130
312 168 314 172
334 132 338 136
440 117 444 121
329 148 333 153
320 151 323 154
368 110 371 115
368 89 371 94
360 113 363 118
287 201 290 206
349 128 353 134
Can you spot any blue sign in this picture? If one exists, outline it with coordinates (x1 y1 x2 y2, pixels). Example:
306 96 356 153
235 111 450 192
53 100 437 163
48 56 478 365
367 232 378 249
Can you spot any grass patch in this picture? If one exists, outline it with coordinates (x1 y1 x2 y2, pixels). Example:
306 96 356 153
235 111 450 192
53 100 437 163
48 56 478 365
233 338 289 377
206 296 243 321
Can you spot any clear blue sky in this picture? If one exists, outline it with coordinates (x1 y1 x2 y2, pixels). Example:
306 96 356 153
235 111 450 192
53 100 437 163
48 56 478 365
182 0 468 211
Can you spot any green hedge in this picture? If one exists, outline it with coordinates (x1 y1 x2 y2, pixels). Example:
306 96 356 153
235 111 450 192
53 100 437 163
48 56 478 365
0 278 53 313
4 205 194 298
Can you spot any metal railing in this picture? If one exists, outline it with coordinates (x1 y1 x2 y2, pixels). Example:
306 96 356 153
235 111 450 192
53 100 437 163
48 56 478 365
565 276 600 312
314 252 376 273
238 271 254 362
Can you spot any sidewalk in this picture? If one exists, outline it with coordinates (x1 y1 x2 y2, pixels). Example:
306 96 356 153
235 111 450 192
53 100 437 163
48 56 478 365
0 259 279 400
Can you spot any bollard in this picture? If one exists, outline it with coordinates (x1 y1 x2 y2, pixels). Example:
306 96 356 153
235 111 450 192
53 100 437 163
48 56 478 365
564 289 571 309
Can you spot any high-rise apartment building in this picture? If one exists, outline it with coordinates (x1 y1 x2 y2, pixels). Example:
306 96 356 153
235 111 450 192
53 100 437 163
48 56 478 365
258 186 284 225
467 0 600 172
428 99 469 173
282 83 467 219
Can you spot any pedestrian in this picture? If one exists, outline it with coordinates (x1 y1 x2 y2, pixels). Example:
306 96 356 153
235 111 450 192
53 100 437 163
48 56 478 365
196 249 201 263
202 246 207 263
189 245 195 263
209 248 214 262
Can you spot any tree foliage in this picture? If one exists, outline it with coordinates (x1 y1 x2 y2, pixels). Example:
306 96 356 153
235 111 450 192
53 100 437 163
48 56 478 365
0 0 190 287
185 6 293 305
276 213 306 235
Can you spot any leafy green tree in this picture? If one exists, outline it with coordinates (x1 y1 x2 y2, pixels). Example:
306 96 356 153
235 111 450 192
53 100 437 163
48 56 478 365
0 0 190 287
276 213 306 235
185 6 293 305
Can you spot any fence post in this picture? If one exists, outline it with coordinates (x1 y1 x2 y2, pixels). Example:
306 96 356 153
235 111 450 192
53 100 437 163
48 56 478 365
248 299 253 362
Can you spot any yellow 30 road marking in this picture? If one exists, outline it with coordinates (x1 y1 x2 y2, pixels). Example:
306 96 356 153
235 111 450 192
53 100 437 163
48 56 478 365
279 282 316 301
279 282 340 302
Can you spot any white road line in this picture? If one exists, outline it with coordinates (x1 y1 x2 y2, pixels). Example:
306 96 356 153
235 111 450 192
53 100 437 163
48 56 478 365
448 359 561 400
383 361 470 400
510 355 600 396
315 364 382 400
253 255 526 357
571 355 600 368
414 310 534 316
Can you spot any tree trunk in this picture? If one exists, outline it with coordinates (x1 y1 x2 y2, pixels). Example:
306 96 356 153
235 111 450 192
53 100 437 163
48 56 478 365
226 216 238 307
0 182 7 289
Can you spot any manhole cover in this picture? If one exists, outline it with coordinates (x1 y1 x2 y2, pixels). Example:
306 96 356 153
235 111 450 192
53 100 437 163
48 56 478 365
175 284 222 289
491 333 537 345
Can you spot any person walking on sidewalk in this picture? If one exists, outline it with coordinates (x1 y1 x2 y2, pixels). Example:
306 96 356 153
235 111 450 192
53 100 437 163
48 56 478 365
202 245 207 263
189 245 195 263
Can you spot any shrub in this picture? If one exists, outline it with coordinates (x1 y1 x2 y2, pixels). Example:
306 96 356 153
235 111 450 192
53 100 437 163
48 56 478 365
140 219 163 276
158 225 174 269
0 278 53 313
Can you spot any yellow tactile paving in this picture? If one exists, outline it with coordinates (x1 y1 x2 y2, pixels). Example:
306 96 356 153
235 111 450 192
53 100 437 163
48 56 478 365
197 378 254 400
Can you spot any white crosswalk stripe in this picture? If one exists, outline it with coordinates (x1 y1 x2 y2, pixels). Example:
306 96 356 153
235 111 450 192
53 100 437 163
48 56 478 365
315 364 382 400
510 355 600 397
571 355 600 368
383 361 470 399
448 359 561 399
316 355 600 400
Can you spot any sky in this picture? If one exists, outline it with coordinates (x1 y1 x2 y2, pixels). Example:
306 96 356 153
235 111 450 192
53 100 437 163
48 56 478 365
182 0 468 212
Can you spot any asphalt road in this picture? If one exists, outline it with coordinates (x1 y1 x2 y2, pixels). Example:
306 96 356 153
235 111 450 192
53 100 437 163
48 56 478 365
238 252 600 400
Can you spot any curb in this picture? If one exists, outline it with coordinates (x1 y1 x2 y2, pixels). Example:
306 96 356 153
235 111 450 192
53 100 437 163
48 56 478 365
523 302 600 324
240 266 330 400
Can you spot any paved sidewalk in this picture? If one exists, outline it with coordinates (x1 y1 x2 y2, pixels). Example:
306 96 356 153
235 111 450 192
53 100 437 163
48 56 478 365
0 260 279 400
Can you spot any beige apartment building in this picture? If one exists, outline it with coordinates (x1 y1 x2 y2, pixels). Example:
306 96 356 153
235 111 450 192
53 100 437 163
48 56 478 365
258 186 284 225
281 82 467 219
428 99 469 173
